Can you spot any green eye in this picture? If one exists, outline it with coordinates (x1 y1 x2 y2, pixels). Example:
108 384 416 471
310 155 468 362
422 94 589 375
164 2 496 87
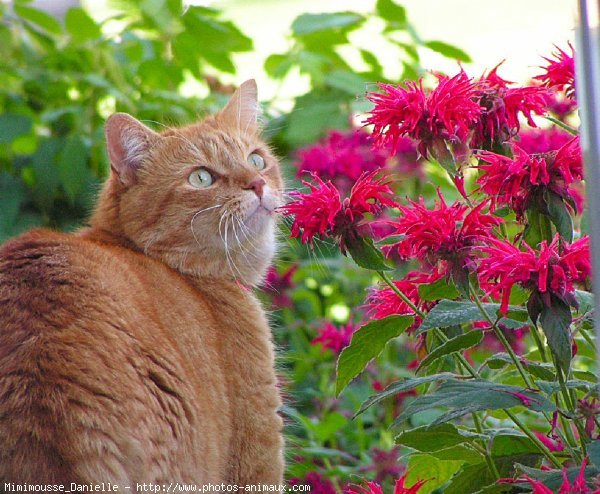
248 153 265 171
188 168 214 188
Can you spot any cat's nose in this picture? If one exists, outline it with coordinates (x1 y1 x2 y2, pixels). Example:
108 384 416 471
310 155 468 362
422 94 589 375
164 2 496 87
245 177 266 198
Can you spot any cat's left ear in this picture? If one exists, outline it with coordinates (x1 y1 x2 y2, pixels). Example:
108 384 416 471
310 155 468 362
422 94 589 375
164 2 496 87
105 113 160 186
217 79 260 129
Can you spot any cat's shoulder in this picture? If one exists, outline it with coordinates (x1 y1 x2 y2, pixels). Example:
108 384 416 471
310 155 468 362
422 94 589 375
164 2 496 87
0 228 141 282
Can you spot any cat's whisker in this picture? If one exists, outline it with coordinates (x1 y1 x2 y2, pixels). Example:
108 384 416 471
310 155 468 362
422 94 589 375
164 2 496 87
218 212 238 281
190 204 222 251
223 214 245 282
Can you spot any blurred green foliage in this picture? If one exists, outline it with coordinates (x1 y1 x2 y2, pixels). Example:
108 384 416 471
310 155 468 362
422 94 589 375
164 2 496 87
0 0 252 238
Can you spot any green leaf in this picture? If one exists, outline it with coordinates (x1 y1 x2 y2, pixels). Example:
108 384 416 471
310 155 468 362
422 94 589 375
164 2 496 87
425 40 472 62
312 412 347 443
324 70 366 95
491 433 541 457
514 464 600 491
406 454 464 494
545 190 573 242
485 353 556 381
416 300 527 334
65 8 101 42
356 373 458 416
395 379 556 426
31 139 63 210
418 331 483 372
539 298 572 374
57 136 90 204
443 462 495 494
336 315 413 396
575 290 594 315
376 0 407 26
291 12 364 36
418 277 460 302
396 423 483 452
0 114 33 144
264 54 293 79
588 440 600 469
345 235 392 271
14 4 62 34
285 92 348 148
0 173 26 235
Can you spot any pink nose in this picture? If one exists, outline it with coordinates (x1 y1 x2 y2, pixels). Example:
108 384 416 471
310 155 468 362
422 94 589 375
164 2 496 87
245 177 266 198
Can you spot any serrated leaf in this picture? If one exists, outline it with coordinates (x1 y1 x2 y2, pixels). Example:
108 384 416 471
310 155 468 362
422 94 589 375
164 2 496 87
416 300 527 334
575 290 594 315
588 440 600 469
336 315 413 396
545 190 573 242
291 12 364 36
444 462 494 494
539 298 572 374
425 40 471 62
418 277 460 302
396 423 483 452
395 379 556 426
345 235 392 271
485 353 556 381
418 331 483 372
356 372 457 416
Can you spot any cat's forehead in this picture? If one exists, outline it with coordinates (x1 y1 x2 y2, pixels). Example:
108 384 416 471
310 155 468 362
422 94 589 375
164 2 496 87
162 123 263 166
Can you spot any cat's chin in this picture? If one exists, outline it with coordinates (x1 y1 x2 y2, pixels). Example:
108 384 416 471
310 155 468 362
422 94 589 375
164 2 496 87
243 203 275 233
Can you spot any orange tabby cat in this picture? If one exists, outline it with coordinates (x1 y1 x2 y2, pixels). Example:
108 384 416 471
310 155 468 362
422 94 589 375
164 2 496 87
0 80 284 484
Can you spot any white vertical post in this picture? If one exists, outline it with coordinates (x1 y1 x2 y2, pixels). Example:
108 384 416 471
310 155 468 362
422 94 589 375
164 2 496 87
576 0 600 365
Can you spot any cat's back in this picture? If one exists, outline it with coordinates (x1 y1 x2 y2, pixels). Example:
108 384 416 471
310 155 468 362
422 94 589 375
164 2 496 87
0 229 230 483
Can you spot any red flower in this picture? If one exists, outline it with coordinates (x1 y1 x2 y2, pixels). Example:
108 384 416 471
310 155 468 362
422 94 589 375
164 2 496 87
473 64 550 147
535 43 576 99
477 137 584 219
500 459 591 493
386 191 501 276
311 322 356 354
280 171 397 247
365 270 442 322
477 235 590 314
290 472 336 494
262 265 297 308
346 473 427 494
365 72 482 158
518 127 574 154
361 446 404 483
534 431 565 453
281 174 340 244
294 129 398 194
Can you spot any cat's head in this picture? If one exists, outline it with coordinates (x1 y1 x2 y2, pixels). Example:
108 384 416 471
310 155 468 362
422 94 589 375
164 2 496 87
93 80 283 287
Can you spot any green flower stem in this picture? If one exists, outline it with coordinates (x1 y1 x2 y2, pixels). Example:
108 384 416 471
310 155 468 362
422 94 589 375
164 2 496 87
376 271 563 469
469 285 535 389
578 326 597 352
504 409 562 468
472 413 501 480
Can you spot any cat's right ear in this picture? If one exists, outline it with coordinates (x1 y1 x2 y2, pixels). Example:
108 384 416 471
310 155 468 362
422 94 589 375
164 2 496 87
105 113 159 186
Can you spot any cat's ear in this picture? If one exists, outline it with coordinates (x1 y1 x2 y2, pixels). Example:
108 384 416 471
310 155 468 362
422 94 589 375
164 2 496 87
105 113 159 186
217 79 260 129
